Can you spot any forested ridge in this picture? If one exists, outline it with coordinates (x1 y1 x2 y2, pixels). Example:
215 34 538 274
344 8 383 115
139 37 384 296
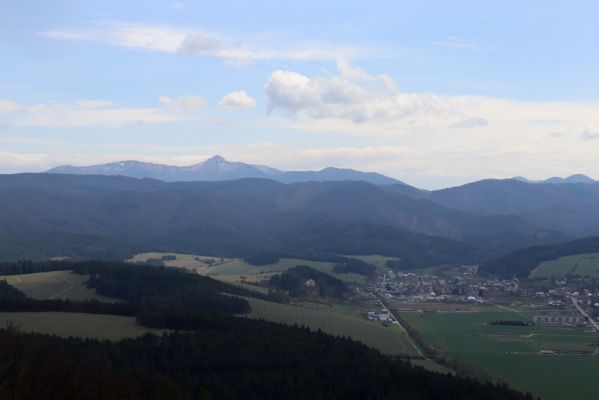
0 324 535 400
481 236 599 277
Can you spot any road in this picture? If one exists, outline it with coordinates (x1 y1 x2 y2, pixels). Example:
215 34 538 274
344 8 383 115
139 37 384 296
568 296 599 332
374 293 425 357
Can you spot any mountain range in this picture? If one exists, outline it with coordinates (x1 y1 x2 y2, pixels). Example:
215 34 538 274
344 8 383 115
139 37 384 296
512 174 597 184
0 173 571 264
47 155 403 185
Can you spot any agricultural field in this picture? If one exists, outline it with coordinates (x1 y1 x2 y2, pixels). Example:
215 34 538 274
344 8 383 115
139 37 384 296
127 252 232 273
531 253 599 279
0 312 165 340
0 270 118 302
401 310 599 400
244 296 420 356
206 257 367 284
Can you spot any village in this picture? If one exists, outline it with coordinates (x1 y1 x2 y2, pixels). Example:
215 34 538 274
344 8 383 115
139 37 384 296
364 265 599 330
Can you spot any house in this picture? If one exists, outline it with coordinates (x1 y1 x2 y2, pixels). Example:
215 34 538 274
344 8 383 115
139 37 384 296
533 315 587 326
305 279 316 288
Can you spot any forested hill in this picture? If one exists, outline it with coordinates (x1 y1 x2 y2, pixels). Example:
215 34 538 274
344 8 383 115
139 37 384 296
0 324 534 400
480 236 599 278
0 173 564 267
0 260 534 399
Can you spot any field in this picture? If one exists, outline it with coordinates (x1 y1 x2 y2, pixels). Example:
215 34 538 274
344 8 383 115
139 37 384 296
128 253 367 285
0 270 164 340
401 310 599 400
0 312 164 340
127 252 232 273
244 296 420 356
207 257 367 284
0 270 118 302
531 253 599 279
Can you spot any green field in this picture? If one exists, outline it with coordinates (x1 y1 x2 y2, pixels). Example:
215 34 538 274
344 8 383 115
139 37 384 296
127 252 232 273
402 310 599 400
0 312 165 340
244 296 419 356
0 270 118 302
531 253 599 279
207 257 367 284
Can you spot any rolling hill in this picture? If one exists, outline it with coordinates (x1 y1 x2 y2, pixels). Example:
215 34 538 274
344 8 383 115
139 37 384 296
0 174 567 264
386 178 599 237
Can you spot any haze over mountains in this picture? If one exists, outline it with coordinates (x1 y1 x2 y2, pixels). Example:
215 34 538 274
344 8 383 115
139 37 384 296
47 155 403 185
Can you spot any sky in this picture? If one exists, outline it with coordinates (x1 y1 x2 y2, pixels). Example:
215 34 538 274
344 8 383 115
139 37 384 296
1 0 599 189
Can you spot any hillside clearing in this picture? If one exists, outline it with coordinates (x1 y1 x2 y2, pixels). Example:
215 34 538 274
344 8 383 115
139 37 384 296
0 270 118 302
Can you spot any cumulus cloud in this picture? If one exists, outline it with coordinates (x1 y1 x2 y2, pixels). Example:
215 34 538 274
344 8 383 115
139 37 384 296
264 61 482 127
218 90 257 108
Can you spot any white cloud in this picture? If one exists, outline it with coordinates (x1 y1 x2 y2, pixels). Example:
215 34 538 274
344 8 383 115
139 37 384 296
0 97 210 128
219 90 257 108
77 99 117 109
0 100 25 113
177 34 222 55
158 95 206 110
39 22 374 65
265 61 481 126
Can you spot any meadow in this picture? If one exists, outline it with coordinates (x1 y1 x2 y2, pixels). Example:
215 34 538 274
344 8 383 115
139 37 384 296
0 270 118 302
531 253 599 279
206 257 367 284
244 296 420 356
402 310 599 400
0 311 165 340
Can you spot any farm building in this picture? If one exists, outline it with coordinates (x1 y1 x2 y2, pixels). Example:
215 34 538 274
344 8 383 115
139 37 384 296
533 315 587 326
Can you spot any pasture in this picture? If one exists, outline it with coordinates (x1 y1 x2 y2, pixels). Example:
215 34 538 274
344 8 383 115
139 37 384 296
0 312 165 340
0 270 118 302
207 258 367 284
127 252 232 273
531 253 599 279
402 310 599 400
244 296 419 356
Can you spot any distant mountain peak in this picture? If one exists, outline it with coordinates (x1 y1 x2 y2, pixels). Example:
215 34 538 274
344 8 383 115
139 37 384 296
46 156 405 186
512 174 596 185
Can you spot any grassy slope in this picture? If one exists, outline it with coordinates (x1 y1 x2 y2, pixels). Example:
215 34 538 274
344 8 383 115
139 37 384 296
244 296 419 356
0 270 163 340
0 270 118 302
0 312 164 340
531 253 599 278
207 258 366 284
402 310 599 400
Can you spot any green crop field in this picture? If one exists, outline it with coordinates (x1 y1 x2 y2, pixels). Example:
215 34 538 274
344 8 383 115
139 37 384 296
244 296 419 356
207 258 366 284
0 312 165 340
402 310 599 400
531 253 599 279
0 270 119 302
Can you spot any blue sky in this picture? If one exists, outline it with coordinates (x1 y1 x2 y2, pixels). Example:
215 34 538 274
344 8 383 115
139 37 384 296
1 0 599 188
